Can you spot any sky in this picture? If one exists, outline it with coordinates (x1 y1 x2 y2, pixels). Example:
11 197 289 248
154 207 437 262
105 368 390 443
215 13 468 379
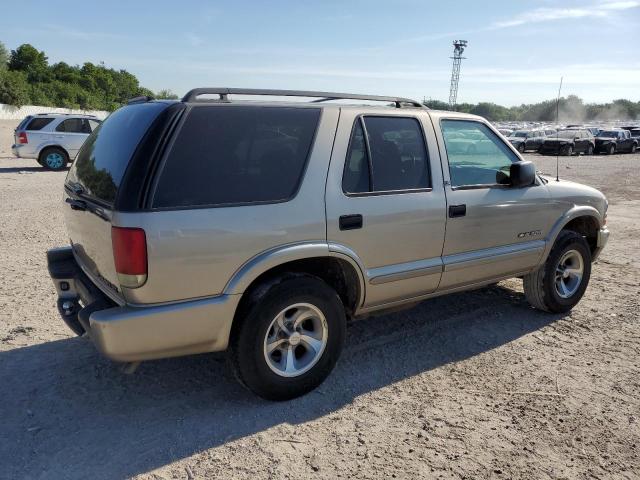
2 0 639 106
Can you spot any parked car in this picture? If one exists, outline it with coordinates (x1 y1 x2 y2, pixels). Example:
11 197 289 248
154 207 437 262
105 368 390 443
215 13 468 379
507 129 546 153
539 129 595 156
11 113 102 170
594 129 638 154
497 128 513 137
47 88 609 400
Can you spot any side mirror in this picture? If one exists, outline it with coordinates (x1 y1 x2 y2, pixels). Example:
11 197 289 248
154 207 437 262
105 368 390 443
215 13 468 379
510 161 536 188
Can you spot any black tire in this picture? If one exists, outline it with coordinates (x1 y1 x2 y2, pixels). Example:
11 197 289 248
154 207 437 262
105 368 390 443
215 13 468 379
586 144 594 156
631 143 637 154
39 147 69 171
523 230 592 313
517 143 525 153
607 144 615 155
229 275 346 401
562 144 573 156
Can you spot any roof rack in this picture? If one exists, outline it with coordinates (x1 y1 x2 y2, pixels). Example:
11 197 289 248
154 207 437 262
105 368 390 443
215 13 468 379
181 88 426 109
35 112 98 117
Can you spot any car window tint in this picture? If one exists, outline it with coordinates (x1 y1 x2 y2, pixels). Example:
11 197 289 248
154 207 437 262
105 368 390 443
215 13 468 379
56 118 85 133
342 120 370 193
441 120 520 187
25 117 54 131
66 102 169 205
343 116 430 193
153 106 320 208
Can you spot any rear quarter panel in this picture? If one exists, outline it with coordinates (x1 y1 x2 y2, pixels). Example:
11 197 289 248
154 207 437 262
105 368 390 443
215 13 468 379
113 107 340 305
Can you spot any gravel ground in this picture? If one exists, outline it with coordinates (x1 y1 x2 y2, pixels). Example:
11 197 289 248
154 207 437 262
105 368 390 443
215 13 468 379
0 119 639 479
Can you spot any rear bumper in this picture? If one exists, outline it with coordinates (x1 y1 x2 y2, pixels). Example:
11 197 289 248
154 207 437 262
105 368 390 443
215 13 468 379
47 247 240 362
11 144 23 157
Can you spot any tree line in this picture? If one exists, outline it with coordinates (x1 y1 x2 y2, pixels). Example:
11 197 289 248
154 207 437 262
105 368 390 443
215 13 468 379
0 42 178 111
0 41 637 120
424 96 640 122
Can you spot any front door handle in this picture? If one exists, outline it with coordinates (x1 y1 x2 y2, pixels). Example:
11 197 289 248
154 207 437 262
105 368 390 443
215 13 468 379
339 214 363 230
449 204 466 218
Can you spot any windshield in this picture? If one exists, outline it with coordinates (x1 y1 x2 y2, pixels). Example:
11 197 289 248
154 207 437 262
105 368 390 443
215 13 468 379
511 131 529 138
556 130 579 139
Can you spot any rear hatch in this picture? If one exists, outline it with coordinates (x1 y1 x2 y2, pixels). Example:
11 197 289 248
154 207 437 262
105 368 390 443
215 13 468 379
63 102 172 301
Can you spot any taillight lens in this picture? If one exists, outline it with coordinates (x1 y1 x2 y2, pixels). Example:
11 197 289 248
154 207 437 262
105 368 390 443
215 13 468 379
18 132 28 144
111 226 147 288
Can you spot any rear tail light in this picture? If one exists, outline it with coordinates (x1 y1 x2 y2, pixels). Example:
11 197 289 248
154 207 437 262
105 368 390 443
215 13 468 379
111 226 147 288
18 132 28 144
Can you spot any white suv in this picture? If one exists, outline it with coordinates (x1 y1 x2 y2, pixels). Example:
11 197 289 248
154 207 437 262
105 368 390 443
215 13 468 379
12 114 102 170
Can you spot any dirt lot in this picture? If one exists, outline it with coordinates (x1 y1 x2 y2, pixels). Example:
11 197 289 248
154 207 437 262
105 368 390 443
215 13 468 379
0 118 638 479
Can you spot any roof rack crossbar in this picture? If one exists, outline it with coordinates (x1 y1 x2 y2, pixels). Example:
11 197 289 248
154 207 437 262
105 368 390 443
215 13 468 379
181 88 425 108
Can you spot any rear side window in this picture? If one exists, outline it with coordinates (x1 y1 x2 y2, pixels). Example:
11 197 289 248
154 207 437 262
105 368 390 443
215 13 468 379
343 116 430 194
56 118 91 133
66 102 169 205
25 117 54 131
152 106 320 208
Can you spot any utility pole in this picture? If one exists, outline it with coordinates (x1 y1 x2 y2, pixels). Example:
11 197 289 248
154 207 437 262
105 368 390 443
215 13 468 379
448 40 468 108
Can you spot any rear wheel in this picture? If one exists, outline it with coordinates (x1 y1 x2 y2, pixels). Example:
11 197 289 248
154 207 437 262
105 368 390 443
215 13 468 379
523 230 591 313
607 144 615 155
562 144 573 156
39 147 68 171
229 275 346 401
631 143 637 154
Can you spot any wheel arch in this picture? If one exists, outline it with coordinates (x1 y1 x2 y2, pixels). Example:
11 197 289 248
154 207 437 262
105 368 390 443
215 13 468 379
38 144 70 162
542 207 601 263
224 242 366 319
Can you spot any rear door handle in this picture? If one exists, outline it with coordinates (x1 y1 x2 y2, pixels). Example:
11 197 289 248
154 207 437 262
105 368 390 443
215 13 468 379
449 204 466 218
339 214 363 230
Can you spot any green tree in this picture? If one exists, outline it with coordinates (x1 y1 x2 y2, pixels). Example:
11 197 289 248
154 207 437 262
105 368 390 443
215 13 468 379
156 89 179 99
0 41 8 70
8 44 50 82
0 69 30 106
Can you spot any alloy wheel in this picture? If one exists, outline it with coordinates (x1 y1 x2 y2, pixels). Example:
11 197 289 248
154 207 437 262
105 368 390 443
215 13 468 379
263 303 328 377
554 249 584 299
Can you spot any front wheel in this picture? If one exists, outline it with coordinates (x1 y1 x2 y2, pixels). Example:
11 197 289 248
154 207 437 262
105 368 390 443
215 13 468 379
562 145 574 156
607 144 615 155
631 144 637 154
229 275 346 401
586 144 594 155
517 143 525 153
523 230 592 313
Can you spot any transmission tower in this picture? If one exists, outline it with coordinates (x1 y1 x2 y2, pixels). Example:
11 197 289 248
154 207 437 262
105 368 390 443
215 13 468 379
448 40 468 108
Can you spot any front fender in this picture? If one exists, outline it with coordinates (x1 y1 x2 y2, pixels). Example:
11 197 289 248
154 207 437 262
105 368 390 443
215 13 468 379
540 205 603 264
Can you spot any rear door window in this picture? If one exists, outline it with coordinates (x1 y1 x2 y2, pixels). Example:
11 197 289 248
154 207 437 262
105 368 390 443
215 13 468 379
25 117 54 131
66 102 169 206
56 118 85 133
342 116 430 194
152 106 320 208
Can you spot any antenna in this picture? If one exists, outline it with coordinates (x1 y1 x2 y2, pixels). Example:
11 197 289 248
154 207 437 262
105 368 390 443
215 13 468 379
448 40 468 108
555 76 563 182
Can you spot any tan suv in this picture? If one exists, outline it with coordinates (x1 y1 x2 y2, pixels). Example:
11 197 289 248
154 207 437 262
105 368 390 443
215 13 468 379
47 88 609 400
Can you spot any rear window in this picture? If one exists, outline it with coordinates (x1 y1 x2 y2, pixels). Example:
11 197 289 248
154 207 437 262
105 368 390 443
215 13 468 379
25 117 54 131
66 102 169 205
152 106 320 208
